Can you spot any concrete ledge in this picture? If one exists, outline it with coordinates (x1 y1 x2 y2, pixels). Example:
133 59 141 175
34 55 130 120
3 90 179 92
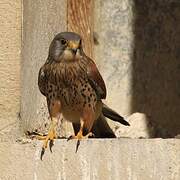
0 139 179 180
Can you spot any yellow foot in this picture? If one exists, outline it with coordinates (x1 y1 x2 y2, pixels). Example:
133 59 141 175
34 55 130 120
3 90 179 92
33 129 57 160
26 131 47 138
28 128 57 160
67 131 94 152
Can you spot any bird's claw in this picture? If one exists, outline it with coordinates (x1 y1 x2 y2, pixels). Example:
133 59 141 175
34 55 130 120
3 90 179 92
40 139 55 160
49 139 54 153
67 135 73 141
67 132 94 152
33 129 57 159
26 131 47 139
40 147 45 160
76 139 80 153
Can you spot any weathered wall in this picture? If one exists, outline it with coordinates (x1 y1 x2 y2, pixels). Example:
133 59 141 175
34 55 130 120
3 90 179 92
0 1 180 179
21 0 70 135
94 0 180 137
1 0 179 141
0 0 21 132
0 139 179 180
94 0 134 135
21 0 97 137
132 0 180 137
94 0 134 117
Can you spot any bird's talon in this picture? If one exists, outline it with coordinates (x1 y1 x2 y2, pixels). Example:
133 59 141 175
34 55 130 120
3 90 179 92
67 135 73 141
40 147 45 160
76 139 80 153
26 131 47 140
49 140 54 153
68 131 93 152
33 127 57 158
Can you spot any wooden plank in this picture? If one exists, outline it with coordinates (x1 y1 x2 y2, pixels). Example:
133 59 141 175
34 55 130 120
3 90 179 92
67 0 94 58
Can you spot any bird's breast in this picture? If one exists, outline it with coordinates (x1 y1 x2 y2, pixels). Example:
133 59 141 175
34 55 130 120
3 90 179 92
50 60 87 86
60 81 98 123
47 61 98 123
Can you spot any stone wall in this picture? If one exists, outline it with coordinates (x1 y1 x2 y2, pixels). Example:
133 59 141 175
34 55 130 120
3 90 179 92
0 0 21 134
21 0 69 136
0 139 179 180
0 1 180 179
132 0 180 137
0 0 180 141
95 0 180 138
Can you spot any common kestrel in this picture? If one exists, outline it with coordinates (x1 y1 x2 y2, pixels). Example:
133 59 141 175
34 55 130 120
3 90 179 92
38 32 130 159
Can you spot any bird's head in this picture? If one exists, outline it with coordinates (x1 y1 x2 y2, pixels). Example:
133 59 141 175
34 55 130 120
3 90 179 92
48 32 83 62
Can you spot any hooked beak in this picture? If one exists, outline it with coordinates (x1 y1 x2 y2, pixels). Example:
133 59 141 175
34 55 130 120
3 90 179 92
68 41 80 54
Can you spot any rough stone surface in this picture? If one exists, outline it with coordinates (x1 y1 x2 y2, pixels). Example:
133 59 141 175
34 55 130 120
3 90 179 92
115 113 154 138
0 1 180 179
0 0 21 131
0 139 179 180
132 0 180 138
94 0 134 135
21 0 73 136
94 0 180 137
94 0 134 115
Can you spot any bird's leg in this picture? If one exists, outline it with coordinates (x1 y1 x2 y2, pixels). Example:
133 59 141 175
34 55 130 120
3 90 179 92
26 131 47 139
42 117 58 149
67 107 95 152
34 117 58 160
68 119 94 139
38 100 61 160
67 119 94 152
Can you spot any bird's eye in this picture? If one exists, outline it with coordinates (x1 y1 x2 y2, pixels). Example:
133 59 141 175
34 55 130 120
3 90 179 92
60 39 67 45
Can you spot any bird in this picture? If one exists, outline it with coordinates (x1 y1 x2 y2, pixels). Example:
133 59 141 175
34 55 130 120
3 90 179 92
38 32 130 159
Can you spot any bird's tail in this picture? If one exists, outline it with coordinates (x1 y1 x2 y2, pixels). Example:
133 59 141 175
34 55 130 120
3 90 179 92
92 114 116 138
102 104 130 126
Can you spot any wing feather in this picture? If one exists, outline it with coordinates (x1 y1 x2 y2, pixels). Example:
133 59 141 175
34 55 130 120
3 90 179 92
38 65 48 96
86 58 106 99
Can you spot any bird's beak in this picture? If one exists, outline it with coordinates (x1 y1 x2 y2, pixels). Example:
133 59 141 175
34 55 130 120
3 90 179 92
68 41 80 54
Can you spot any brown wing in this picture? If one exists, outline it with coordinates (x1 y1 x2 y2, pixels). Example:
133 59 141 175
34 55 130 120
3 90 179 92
38 64 48 96
86 58 107 99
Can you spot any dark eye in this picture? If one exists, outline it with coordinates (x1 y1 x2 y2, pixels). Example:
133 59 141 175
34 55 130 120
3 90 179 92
60 39 67 45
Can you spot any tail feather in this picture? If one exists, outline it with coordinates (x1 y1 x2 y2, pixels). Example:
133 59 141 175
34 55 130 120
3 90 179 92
102 104 130 126
92 114 116 138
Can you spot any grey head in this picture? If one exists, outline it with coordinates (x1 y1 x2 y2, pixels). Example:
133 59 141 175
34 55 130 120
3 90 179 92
48 32 83 62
